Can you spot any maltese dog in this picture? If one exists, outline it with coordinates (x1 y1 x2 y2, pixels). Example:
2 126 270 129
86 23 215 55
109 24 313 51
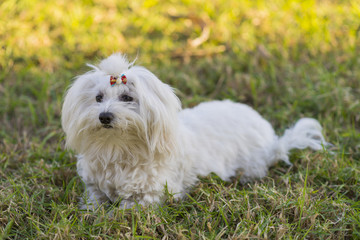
62 53 327 209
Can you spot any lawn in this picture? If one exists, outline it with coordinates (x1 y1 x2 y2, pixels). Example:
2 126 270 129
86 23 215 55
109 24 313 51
0 0 359 239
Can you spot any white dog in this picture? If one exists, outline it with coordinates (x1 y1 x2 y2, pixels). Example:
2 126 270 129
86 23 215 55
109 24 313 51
62 53 327 209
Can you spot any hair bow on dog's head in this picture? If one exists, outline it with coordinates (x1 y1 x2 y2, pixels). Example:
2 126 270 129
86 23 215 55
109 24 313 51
110 74 127 86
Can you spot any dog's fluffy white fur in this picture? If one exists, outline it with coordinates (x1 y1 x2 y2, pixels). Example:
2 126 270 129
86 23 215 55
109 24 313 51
62 53 327 209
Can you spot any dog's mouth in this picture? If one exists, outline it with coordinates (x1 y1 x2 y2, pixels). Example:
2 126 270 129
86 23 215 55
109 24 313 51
102 124 113 129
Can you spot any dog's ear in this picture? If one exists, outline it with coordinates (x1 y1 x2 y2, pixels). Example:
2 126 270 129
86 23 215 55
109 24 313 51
62 76 84 151
61 72 97 152
129 67 181 155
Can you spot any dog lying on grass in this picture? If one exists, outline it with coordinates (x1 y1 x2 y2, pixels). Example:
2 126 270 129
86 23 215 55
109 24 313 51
62 53 327 209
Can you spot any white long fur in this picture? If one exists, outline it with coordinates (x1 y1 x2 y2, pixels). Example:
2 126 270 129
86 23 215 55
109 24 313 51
61 53 327 209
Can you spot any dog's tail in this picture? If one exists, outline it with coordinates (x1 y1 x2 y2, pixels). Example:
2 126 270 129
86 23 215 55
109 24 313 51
272 118 328 165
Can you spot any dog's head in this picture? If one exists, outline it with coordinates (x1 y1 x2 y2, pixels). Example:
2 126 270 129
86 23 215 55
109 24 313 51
62 53 181 155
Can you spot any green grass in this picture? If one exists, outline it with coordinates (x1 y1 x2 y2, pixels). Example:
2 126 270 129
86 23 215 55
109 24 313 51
0 0 359 239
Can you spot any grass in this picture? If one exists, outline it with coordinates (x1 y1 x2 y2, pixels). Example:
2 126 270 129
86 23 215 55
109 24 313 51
0 0 359 238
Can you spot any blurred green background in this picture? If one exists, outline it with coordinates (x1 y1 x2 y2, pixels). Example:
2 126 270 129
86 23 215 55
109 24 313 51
0 0 359 238
1 0 359 131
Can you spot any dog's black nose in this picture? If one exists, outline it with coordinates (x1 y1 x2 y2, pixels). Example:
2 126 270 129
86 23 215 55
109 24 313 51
99 112 114 124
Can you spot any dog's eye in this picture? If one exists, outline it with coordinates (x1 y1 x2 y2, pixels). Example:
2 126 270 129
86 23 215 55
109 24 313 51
96 95 103 102
120 95 133 102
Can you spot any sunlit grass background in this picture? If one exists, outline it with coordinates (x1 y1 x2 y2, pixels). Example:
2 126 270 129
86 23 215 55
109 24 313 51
0 0 359 239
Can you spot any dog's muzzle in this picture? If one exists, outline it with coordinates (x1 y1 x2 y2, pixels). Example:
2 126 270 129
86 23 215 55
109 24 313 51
99 112 114 128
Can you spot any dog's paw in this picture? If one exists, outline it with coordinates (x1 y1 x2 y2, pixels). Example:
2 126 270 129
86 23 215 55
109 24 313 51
118 199 138 209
